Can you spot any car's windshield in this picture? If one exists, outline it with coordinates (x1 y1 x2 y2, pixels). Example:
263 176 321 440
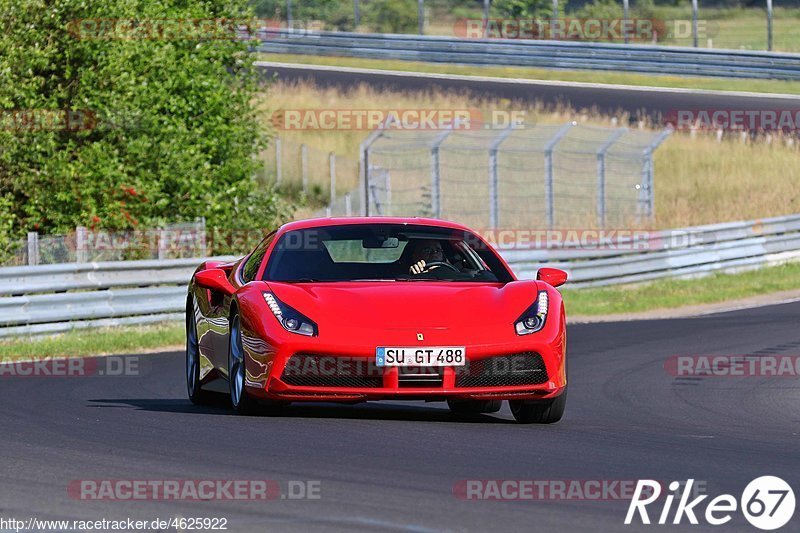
264 224 513 283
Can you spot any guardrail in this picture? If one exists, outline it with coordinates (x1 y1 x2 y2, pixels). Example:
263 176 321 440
1 214 798 337
0 257 234 338
256 30 800 81
504 214 800 287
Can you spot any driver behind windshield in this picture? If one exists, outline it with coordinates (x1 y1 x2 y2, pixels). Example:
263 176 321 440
408 239 449 275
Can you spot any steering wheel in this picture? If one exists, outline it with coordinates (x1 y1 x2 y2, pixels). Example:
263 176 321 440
423 261 459 273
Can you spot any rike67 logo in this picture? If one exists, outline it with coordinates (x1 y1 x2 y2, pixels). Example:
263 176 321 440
626 477 795 530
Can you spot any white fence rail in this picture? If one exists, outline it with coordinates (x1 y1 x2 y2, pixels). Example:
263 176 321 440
1 214 798 337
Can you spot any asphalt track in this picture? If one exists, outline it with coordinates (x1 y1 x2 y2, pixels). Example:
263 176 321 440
256 62 800 121
2 300 799 532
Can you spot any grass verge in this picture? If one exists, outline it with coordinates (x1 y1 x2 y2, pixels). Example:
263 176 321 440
562 262 800 316
257 53 800 95
0 322 184 360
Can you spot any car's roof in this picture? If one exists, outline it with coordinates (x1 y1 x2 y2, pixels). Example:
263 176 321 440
276 217 473 233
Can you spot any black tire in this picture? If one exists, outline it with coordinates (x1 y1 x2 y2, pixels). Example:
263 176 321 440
228 311 259 415
447 399 503 415
186 297 211 405
509 389 567 424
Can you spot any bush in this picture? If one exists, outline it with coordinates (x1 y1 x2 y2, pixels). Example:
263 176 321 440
364 0 419 34
0 0 292 256
493 0 553 18
574 0 624 20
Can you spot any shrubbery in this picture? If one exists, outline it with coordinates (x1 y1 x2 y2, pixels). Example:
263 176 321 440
0 0 291 258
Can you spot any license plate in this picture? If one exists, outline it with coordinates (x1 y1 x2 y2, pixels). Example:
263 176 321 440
376 347 466 367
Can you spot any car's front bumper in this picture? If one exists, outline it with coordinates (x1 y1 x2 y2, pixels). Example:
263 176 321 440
243 328 566 404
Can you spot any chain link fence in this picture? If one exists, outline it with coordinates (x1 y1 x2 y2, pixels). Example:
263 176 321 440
6 220 207 267
356 122 671 230
260 136 365 216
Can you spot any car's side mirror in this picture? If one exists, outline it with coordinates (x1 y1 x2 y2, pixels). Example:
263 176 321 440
195 268 236 296
537 267 568 288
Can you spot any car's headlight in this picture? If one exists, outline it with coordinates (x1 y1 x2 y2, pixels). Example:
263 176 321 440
514 291 548 335
263 292 318 336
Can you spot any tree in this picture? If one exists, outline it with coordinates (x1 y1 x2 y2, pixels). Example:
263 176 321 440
0 0 291 256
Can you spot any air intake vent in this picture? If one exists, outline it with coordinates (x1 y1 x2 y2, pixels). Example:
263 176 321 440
456 352 548 387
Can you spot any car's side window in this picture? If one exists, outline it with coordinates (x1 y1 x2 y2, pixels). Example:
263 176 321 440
241 233 275 283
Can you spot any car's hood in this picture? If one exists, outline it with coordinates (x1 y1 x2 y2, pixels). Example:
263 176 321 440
265 281 539 329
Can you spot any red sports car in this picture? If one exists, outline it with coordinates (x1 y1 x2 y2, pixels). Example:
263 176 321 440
186 217 568 423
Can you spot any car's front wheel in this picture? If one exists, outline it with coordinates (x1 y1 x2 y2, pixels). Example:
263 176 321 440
186 297 211 405
228 311 259 415
509 389 567 424
447 399 502 415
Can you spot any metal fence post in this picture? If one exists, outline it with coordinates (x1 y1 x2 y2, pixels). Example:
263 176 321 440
360 125 387 217
329 151 336 204
767 0 773 51
345 193 352 217
418 0 425 35
158 228 168 260
301 143 308 193
623 0 630 44
692 0 699 47
76 226 88 263
488 127 514 230
551 0 559 39
286 0 293 28
543 122 574 229
642 128 673 220
275 138 282 185
596 128 627 228
197 217 207 257
27 232 39 266
354 0 360 28
430 130 452 219
639 157 651 220
385 170 392 216
359 154 367 216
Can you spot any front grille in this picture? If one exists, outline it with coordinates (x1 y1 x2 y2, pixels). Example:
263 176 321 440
398 367 444 388
456 352 548 388
281 353 383 388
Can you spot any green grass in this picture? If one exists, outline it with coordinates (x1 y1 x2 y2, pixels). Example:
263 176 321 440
257 52 800 95
374 6 800 53
0 322 184 360
624 7 800 52
563 262 800 316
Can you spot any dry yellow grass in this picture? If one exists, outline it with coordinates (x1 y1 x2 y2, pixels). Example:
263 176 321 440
655 135 800 227
257 80 800 229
